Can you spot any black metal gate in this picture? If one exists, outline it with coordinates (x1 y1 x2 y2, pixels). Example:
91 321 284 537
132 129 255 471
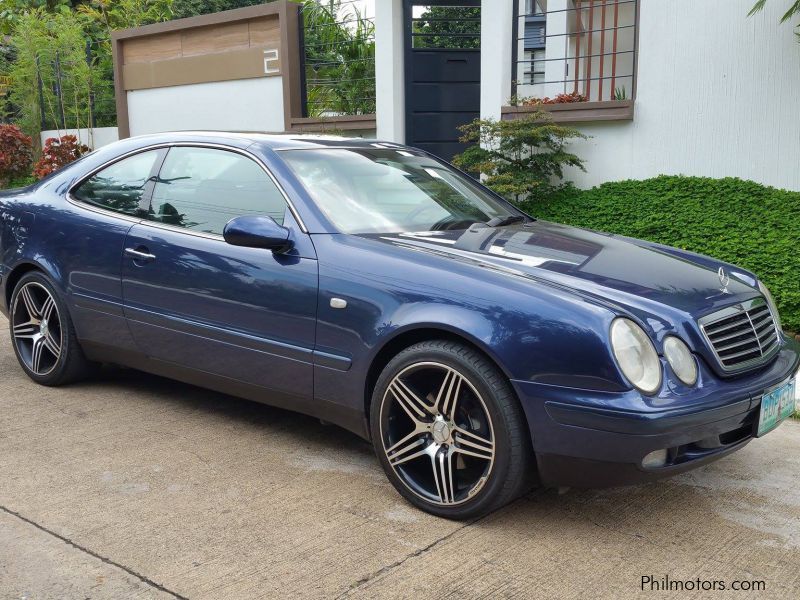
403 1 481 162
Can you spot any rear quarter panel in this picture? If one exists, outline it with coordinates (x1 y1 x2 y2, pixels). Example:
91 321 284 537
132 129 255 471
0 186 44 315
0 172 141 351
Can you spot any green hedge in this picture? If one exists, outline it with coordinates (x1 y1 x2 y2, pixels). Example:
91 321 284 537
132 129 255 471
520 176 800 333
6 174 36 189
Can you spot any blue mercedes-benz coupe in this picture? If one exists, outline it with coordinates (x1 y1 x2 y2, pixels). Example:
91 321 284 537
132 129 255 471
1 132 797 518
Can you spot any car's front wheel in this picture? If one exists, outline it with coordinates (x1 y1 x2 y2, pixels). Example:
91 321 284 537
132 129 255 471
370 340 534 519
9 271 93 386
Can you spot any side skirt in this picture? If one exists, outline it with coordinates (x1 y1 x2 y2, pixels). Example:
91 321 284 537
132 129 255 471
80 341 369 440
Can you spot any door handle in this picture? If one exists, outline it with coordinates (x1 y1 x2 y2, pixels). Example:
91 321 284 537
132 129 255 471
125 247 156 262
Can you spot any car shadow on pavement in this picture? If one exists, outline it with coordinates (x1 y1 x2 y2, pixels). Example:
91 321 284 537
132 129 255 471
83 362 375 450
90 362 370 433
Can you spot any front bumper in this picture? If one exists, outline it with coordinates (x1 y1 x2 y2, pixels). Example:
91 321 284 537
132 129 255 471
511 341 800 488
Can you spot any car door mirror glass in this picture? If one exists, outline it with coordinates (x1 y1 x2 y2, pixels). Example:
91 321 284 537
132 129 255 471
223 215 293 253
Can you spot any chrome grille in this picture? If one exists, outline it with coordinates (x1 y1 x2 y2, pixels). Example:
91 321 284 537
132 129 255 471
699 297 780 372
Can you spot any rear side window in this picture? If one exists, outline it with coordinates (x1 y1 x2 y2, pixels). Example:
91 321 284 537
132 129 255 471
148 147 287 235
72 151 160 216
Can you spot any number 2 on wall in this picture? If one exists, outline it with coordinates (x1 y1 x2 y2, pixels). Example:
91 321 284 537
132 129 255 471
264 49 280 74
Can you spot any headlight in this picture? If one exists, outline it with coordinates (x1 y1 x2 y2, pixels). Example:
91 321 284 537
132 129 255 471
758 280 782 334
610 318 662 394
663 336 698 386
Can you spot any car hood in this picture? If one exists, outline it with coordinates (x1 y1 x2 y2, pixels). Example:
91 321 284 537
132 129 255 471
359 220 759 321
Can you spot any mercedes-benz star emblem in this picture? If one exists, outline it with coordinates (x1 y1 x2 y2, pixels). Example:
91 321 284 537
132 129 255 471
718 266 731 293
432 419 452 444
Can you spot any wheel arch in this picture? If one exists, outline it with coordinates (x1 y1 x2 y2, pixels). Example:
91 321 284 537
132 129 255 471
4 261 51 311
363 324 517 432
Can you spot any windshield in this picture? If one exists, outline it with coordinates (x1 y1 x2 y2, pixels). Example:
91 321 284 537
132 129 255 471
280 148 523 234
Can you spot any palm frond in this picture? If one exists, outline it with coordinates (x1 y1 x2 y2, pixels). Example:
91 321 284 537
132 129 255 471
748 0 768 17
780 0 800 22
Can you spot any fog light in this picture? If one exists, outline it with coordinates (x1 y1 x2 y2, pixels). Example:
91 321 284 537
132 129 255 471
642 449 668 469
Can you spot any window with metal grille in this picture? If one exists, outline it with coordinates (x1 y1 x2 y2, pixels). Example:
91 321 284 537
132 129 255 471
512 0 638 103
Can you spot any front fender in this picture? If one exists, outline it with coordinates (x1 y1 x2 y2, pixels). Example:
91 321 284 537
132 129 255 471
368 305 509 377
311 234 630 429
369 295 626 393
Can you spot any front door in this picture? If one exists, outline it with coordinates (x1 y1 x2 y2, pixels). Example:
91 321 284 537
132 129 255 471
121 145 318 402
404 0 481 162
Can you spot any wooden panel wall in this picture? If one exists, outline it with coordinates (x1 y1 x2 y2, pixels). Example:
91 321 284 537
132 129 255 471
111 1 302 138
121 17 281 65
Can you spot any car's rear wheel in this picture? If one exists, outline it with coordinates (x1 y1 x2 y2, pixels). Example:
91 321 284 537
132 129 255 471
370 340 534 519
10 272 92 386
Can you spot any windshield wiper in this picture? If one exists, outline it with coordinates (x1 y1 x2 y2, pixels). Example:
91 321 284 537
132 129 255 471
484 215 527 228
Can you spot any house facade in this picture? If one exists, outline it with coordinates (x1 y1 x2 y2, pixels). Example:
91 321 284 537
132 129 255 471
99 0 799 192
375 0 800 191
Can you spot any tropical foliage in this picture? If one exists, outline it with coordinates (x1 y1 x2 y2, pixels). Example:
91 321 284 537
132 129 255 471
411 6 480 49
6 10 99 140
171 0 268 19
301 0 375 116
0 0 76 35
452 112 587 202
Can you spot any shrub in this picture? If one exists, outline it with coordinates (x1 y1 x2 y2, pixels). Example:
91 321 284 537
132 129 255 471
521 92 588 106
519 176 800 333
33 135 91 180
0 124 33 187
452 113 587 202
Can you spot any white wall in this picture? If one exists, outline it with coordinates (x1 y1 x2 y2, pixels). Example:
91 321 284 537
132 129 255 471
40 127 119 149
562 0 800 191
127 77 285 137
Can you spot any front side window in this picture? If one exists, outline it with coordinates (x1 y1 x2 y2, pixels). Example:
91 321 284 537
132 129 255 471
149 147 287 235
72 150 160 215
280 148 520 234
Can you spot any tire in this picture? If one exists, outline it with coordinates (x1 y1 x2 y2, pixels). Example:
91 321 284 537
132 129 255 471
370 340 534 520
9 271 93 386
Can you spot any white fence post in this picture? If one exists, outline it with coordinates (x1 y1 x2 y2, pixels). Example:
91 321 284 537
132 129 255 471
480 0 514 122
375 0 405 142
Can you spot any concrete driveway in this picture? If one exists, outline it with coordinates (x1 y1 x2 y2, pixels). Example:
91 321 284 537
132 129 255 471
1 314 798 599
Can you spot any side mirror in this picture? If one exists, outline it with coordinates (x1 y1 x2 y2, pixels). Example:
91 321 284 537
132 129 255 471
223 215 294 253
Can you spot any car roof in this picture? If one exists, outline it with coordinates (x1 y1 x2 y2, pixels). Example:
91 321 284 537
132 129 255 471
125 131 408 152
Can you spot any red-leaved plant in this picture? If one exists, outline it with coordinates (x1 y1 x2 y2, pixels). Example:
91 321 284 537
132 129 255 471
33 135 90 180
0 124 33 187
522 91 588 106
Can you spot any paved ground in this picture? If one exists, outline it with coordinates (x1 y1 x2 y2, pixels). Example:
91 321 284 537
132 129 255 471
1 314 799 600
